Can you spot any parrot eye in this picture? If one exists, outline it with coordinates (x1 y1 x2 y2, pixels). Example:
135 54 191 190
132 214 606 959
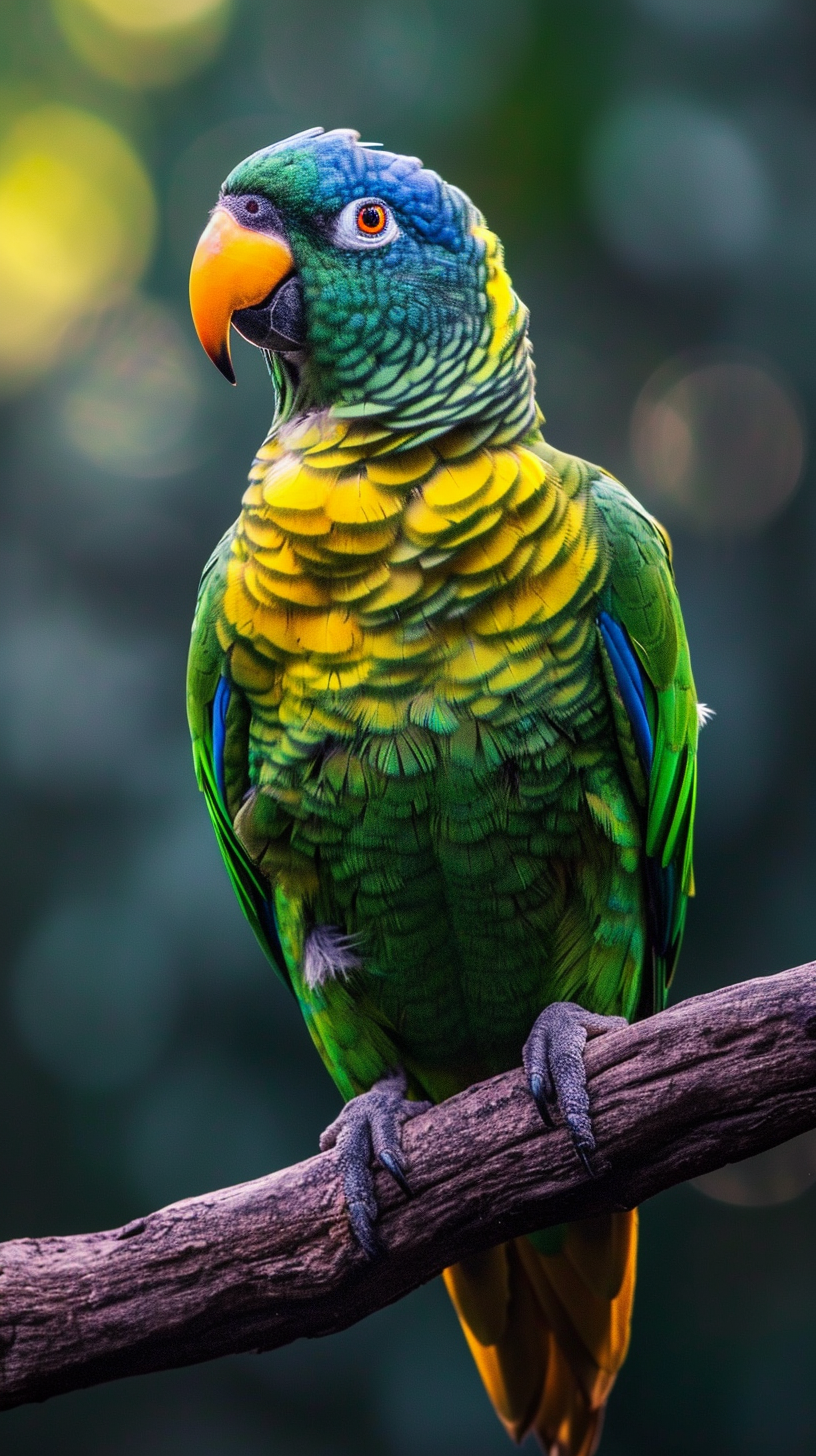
358 203 386 234
334 197 399 250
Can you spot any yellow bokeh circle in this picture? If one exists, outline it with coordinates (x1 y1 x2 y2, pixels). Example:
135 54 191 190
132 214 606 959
0 105 156 388
53 0 232 88
84 0 226 34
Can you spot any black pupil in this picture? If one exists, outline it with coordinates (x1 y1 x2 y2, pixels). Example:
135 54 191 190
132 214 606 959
246 199 260 215
361 206 382 230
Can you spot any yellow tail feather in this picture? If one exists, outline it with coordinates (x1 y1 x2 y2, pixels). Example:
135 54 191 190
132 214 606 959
443 1210 638 1454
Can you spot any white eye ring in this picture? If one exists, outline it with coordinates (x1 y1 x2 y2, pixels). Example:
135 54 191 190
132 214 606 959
333 197 399 249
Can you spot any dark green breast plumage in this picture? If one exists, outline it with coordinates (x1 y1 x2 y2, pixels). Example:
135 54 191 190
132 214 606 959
186 127 697 1106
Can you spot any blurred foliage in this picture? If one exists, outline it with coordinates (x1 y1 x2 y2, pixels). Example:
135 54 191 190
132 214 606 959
0 105 156 386
1 2 816 1455
446 2 620 241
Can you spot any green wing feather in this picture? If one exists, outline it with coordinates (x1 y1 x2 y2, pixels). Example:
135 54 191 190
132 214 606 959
186 532 293 993
186 535 402 1089
594 474 698 1011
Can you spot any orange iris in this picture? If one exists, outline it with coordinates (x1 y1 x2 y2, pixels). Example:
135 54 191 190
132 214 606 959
357 203 387 236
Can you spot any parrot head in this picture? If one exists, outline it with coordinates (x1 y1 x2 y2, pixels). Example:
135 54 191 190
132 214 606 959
189 127 535 436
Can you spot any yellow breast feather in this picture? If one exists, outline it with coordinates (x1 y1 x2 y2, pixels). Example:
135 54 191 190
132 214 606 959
218 414 607 758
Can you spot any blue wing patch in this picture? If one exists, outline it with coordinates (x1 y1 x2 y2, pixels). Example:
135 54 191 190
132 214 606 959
598 611 653 773
206 675 292 994
599 610 673 1007
212 674 230 806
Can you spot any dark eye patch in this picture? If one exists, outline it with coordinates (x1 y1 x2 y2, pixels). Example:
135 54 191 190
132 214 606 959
220 192 281 233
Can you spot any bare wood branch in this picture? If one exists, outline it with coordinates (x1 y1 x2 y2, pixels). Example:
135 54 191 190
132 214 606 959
1 963 815 1411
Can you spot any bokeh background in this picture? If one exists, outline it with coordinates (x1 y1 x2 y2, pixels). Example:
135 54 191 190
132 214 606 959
1 0 816 1452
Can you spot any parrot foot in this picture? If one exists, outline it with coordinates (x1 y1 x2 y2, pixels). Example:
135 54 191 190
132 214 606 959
523 1002 626 1175
319 1068 431 1259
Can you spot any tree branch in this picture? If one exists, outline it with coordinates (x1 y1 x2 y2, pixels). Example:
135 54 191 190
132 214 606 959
1 963 815 1410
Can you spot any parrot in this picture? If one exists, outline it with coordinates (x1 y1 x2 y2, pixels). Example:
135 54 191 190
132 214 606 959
186 127 699 1456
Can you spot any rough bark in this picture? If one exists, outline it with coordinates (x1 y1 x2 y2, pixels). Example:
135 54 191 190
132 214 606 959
1 963 815 1410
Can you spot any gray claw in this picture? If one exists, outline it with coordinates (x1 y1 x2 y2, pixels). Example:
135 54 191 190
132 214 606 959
523 1002 626 1174
378 1149 411 1197
319 1068 431 1257
348 1199 381 1260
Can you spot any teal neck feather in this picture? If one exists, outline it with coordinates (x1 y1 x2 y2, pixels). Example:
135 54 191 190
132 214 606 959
265 223 539 452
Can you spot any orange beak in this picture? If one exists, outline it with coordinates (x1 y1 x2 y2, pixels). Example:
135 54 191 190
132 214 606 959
189 207 295 384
